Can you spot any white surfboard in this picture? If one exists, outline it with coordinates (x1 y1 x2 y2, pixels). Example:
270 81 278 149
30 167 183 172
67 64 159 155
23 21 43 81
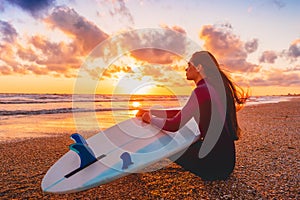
41 116 200 194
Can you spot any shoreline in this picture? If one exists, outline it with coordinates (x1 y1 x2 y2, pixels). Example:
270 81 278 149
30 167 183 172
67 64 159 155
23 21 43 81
1 98 299 199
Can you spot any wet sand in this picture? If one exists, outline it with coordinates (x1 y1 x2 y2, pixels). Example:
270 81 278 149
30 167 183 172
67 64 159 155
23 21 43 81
1 98 299 199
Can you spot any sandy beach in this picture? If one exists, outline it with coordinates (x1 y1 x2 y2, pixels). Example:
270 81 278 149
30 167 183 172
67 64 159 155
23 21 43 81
1 98 299 199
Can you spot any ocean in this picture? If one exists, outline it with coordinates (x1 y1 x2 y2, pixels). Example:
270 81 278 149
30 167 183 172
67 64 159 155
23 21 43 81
0 93 294 142
0 94 186 142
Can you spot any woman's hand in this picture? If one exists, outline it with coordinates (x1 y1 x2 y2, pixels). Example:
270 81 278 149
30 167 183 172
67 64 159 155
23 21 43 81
142 112 151 124
135 109 146 117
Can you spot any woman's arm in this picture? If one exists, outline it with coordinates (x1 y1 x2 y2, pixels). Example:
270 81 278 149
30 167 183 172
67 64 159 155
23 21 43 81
136 109 180 118
146 91 200 132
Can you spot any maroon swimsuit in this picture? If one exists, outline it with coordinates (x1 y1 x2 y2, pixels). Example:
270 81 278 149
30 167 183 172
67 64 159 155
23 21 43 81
151 79 236 180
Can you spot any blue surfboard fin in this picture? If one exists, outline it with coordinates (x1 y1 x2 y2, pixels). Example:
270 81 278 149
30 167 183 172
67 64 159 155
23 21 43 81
69 133 97 168
69 143 97 168
120 152 134 170
70 133 88 145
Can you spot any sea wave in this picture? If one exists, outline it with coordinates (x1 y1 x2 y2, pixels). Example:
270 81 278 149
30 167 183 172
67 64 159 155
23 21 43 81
0 94 186 117
0 107 132 116
0 94 181 104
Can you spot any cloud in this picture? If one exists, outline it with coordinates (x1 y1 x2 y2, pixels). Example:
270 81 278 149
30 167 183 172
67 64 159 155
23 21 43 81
198 23 300 88
81 26 198 89
0 43 26 75
287 39 300 59
269 73 300 86
161 24 187 34
0 33 82 77
108 0 135 25
285 65 300 72
259 50 278 63
0 7 191 79
272 0 286 9
258 39 299 64
199 24 260 72
17 45 38 62
79 26 195 85
131 49 180 64
46 6 108 54
94 0 134 28
249 71 300 87
139 64 164 78
245 38 258 53
0 20 18 43
26 64 49 75
28 35 82 77
132 62 189 88
0 65 12 75
127 26 190 64
4 0 56 17
86 64 134 80
102 65 133 79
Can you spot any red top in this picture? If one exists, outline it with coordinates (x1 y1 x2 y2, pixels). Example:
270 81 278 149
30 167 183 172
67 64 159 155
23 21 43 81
151 79 236 180
151 79 212 137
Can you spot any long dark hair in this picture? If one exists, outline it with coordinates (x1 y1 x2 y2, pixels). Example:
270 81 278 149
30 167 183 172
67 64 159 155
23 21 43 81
190 51 248 140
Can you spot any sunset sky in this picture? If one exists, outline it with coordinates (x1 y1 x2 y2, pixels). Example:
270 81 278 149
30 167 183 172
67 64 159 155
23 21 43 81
0 0 299 96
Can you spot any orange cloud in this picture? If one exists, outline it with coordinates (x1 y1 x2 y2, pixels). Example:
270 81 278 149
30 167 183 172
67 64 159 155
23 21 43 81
26 64 49 75
198 23 300 88
199 24 260 72
17 45 38 62
249 71 300 87
259 51 278 63
131 49 181 64
160 24 187 34
102 65 134 78
45 6 108 55
0 32 83 77
132 61 189 88
139 64 164 78
0 43 27 75
128 26 188 65
28 35 82 77
85 64 134 80
75 26 191 86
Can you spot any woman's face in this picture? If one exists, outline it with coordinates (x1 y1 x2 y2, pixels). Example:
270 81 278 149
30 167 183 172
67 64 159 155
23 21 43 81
185 61 199 81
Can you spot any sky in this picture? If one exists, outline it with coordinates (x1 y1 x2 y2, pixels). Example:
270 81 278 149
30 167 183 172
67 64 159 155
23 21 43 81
0 0 299 96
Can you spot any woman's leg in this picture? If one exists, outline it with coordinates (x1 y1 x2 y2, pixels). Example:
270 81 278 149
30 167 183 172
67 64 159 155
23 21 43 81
169 141 203 173
169 141 233 180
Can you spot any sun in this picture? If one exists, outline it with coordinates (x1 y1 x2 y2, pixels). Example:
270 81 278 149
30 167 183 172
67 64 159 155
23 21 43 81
131 101 141 108
129 101 142 117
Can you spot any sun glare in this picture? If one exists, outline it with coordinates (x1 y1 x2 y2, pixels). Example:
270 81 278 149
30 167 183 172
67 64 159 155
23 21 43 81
132 101 141 108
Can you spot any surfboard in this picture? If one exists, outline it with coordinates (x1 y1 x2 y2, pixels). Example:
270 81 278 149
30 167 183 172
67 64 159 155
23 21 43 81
42 113 200 194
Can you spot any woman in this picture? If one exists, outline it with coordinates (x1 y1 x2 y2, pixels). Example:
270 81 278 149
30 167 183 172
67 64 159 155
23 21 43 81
142 51 248 180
